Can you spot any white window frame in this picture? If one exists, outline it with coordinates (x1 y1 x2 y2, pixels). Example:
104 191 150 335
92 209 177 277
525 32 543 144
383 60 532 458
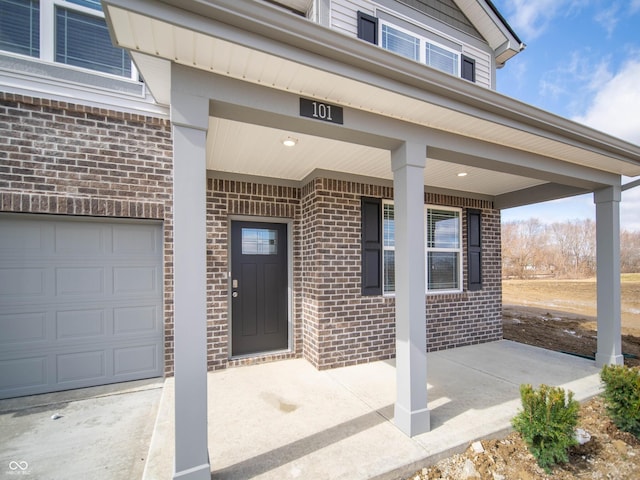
382 202 463 296
378 19 461 77
425 205 463 294
382 200 396 295
2 0 137 80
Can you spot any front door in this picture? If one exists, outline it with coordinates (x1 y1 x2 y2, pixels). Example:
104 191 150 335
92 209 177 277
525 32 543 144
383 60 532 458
231 221 288 356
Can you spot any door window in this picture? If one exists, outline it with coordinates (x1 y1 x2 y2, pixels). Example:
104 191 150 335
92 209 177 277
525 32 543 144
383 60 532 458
241 228 278 255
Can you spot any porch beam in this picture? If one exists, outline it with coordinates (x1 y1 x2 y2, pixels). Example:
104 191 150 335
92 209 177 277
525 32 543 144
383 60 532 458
495 183 590 209
171 70 211 479
594 185 624 367
391 141 430 437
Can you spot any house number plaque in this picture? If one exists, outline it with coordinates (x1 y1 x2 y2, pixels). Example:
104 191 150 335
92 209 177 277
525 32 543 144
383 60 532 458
299 98 343 124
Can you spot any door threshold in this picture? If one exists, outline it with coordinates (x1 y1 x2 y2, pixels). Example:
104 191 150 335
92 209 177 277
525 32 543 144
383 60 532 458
230 348 292 361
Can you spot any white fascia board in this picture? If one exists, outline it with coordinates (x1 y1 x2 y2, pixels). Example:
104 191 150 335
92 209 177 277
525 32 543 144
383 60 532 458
130 52 171 106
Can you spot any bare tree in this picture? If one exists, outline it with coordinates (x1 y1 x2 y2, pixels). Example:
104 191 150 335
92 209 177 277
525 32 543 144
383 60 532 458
502 219 549 278
549 220 596 278
621 230 640 273
501 218 614 279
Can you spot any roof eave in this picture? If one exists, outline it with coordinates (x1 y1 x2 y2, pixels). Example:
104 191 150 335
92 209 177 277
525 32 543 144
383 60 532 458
103 0 640 170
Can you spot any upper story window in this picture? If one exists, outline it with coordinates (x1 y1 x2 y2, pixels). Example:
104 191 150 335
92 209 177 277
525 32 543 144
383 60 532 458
0 0 40 57
0 0 133 79
358 11 475 82
380 22 459 77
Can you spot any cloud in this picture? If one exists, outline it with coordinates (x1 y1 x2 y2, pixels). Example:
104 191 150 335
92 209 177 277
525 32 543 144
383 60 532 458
538 50 613 116
502 0 562 40
500 0 588 40
573 59 640 145
631 0 640 14
594 4 620 37
573 60 640 232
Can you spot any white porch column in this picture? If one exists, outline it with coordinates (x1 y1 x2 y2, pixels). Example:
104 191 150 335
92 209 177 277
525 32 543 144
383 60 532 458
391 141 430 437
594 185 624 367
171 86 211 478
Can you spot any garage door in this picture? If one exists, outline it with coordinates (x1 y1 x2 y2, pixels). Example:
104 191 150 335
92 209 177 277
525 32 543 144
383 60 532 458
0 215 164 399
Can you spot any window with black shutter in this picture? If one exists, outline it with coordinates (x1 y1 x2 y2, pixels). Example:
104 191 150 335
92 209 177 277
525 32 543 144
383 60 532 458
467 209 482 291
461 54 476 82
361 197 382 295
357 11 378 44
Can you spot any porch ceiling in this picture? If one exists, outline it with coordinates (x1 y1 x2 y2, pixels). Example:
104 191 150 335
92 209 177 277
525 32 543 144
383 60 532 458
105 0 640 203
208 117 544 196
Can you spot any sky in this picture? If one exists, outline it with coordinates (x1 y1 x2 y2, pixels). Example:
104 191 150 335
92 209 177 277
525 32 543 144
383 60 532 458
491 0 640 231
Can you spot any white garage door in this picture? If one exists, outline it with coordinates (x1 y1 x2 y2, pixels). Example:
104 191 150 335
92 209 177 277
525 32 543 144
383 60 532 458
0 214 164 399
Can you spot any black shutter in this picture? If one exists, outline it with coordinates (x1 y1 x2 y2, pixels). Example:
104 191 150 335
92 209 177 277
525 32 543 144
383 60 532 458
361 197 382 296
357 11 378 44
461 54 476 82
467 209 482 291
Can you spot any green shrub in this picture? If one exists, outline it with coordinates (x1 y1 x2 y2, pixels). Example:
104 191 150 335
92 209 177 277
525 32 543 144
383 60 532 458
601 364 640 438
512 384 579 473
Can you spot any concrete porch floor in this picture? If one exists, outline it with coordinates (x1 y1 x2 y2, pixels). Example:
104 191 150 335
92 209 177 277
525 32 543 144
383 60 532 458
144 340 602 480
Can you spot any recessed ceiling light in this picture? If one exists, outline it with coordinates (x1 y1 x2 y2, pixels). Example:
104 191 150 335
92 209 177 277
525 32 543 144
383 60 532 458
282 136 297 147
457 172 468 177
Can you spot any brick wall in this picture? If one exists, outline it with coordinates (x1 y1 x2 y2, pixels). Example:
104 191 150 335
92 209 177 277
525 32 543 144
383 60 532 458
206 178 303 369
301 178 397 369
302 178 503 369
0 92 503 375
0 93 176 374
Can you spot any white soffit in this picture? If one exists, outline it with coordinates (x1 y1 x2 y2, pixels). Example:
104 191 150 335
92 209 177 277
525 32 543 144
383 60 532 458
273 0 313 14
454 0 509 50
107 6 640 179
208 118 545 195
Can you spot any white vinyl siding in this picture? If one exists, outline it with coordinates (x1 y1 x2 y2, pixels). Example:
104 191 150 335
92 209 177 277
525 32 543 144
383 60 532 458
462 44 491 88
330 0 493 88
331 0 373 36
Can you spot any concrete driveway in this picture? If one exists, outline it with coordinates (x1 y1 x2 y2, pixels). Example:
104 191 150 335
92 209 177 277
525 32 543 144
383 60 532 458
0 378 163 480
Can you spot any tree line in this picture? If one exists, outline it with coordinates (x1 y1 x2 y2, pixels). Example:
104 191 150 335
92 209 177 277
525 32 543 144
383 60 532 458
502 219 640 279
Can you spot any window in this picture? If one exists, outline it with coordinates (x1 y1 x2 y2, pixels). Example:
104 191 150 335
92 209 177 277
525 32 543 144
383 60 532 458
426 42 458 77
380 22 460 76
0 0 134 79
241 228 278 255
426 208 461 291
357 11 474 81
381 203 463 294
381 23 419 62
0 0 39 57
382 202 395 294
56 6 131 76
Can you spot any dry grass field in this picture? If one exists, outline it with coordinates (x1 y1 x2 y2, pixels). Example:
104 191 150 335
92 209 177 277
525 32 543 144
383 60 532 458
502 273 640 335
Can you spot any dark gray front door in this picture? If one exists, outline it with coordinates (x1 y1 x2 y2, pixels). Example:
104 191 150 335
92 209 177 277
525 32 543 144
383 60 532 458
231 221 288 356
